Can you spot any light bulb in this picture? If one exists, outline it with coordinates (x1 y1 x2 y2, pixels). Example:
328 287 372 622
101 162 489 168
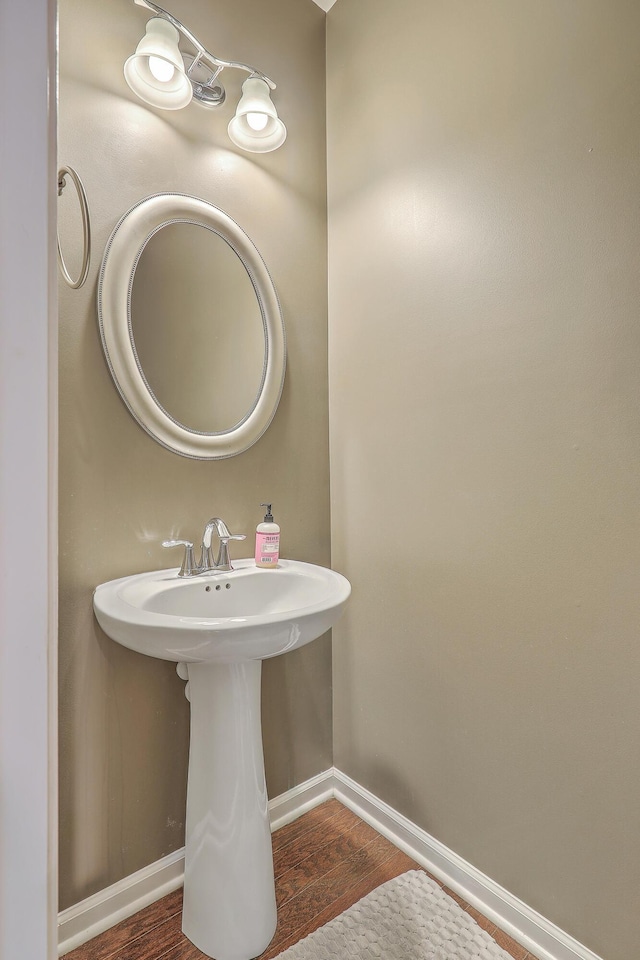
246 112 269 132
148 56 175 83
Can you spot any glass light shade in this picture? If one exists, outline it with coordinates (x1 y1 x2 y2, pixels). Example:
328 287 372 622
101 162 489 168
124 18 192 110
228 77 287 153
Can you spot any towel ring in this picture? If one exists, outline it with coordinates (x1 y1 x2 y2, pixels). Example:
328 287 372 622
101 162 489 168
57 166 91 289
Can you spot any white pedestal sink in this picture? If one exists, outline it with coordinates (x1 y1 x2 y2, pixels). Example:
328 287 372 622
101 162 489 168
93 559 350 960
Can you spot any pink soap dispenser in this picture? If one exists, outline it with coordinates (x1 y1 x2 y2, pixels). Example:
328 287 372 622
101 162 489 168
255 503 280 568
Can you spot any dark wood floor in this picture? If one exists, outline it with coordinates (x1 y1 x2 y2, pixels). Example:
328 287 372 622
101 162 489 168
65 799 538 960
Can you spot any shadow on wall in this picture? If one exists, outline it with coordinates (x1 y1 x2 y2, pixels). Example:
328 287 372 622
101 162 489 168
262 631 333 797
59 616 189 909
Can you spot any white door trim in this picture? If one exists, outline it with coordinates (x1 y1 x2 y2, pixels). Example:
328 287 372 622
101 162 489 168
0 1 58 959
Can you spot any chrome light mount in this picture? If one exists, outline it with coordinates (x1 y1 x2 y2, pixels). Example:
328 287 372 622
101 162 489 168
183 54 226 108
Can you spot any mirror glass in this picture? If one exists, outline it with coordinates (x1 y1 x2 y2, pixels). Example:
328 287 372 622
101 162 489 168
97 194 286 459
131 223 265 433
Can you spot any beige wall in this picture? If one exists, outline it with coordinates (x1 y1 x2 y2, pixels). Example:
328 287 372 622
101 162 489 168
58 0 329 911
327 2 640 959
59 0 640 952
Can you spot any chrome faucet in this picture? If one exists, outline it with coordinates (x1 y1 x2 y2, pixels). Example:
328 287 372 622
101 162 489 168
162 517 246 577
199 517 246 573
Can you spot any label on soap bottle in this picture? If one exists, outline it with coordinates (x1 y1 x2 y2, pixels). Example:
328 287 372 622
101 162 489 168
255 532 280 566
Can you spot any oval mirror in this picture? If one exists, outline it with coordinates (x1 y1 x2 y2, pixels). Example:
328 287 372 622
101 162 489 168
97 193 286 459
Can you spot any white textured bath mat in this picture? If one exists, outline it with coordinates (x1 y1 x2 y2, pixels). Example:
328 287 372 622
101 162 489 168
275 870 514 960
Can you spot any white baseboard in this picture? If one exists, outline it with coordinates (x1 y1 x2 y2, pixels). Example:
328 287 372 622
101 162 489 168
57 771 334 955
332 769 604 960
57 847 185 956
58 767 603 960
268 768 335 832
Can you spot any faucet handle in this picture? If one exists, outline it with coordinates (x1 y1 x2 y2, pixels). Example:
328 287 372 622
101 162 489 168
162 539 197 578
215 532 246 571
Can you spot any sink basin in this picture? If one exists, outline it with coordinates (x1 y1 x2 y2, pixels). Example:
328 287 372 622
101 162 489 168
93 558 350 960
93 558 350 663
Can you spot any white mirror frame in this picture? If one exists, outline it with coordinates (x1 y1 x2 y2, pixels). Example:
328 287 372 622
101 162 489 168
97 193 286 459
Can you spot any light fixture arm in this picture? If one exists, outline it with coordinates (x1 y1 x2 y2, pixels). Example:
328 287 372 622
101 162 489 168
133 0 276 89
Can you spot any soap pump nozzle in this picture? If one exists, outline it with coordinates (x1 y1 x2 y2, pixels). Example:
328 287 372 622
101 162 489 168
260 502 274 522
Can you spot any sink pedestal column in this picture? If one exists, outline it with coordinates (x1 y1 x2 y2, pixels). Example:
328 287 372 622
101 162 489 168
183 660 277 960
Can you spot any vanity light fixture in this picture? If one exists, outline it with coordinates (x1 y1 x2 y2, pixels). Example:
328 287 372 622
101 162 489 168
124 0 287 152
